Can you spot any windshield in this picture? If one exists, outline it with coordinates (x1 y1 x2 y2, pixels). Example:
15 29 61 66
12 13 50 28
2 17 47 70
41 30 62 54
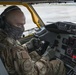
33 3 76 25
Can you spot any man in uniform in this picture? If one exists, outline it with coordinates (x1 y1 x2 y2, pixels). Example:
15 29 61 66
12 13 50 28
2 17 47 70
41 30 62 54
0 6 66 75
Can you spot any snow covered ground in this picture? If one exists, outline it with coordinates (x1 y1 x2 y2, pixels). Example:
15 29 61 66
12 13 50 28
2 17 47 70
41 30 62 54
0 3 76 31
33 3 76 24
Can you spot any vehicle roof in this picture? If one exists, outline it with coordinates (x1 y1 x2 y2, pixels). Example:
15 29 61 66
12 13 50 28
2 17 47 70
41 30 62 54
0 0 74 5
0 0 51 5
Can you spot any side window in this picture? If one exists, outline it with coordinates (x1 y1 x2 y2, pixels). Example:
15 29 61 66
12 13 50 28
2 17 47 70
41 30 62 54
19 5 37 30
19 5 37 37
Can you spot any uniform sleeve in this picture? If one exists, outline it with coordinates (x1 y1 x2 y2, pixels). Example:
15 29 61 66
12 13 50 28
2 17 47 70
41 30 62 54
13 46 51 75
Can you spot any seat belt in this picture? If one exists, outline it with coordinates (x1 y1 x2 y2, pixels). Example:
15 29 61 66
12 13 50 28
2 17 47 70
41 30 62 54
0 58 9 75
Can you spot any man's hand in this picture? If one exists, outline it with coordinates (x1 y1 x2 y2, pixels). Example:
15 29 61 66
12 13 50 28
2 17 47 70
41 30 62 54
42 46 55 61
26 38 41 52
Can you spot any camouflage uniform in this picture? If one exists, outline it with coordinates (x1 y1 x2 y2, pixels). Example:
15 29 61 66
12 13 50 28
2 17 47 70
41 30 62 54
0 29 66 75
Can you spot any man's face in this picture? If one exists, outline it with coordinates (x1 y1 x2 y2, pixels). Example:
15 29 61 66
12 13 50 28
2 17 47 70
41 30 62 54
4 10 26 40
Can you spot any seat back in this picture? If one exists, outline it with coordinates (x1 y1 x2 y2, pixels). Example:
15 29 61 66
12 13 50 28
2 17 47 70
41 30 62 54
0 58 9 75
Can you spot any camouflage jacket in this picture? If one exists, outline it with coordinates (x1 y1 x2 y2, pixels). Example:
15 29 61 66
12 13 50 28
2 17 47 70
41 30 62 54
0 29 53 75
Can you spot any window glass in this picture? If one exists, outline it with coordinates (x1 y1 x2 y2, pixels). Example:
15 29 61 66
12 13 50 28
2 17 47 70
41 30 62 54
33 3 76 25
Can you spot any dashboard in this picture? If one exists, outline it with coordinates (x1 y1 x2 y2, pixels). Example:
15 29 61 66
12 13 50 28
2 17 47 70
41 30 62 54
55 34 76 75
35 21 76 75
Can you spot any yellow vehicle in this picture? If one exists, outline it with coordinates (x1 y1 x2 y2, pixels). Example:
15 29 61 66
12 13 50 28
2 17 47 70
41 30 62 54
0 0 76 75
